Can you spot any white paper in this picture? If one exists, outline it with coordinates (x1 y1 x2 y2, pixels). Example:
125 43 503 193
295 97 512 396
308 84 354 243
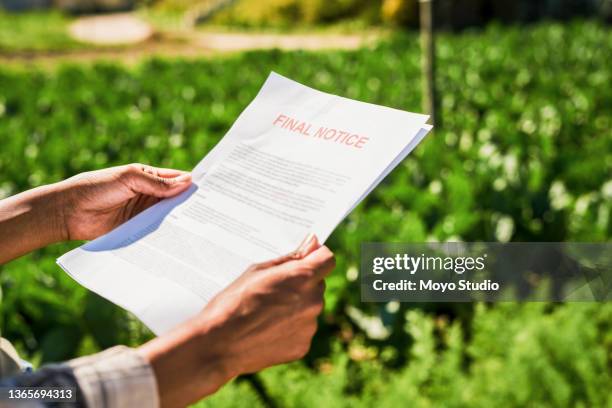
58 72 432 335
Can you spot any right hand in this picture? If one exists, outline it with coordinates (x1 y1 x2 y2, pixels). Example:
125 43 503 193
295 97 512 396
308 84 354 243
199 235 335 374
139 234 335 408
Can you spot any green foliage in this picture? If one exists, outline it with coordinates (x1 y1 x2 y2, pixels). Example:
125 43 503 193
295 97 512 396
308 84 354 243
0 21 611 406
0 11 82 52
212 0 375 27
196 304 612 407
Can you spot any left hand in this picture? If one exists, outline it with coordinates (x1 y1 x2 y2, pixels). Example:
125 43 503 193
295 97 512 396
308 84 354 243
60 163 192 240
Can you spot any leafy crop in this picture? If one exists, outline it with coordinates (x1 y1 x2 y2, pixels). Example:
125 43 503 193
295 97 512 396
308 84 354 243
0 21 610 406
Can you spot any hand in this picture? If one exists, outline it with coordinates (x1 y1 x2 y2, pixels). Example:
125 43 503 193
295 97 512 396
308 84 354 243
60 163 191 240
139 235 335 408
0 163 190 263
196 234 334 373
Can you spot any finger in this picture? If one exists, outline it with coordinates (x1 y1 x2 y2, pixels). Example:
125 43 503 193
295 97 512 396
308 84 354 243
308 281 326 301
294 233 320 258
140 165 188 179
252 234 319 270
318 280 326 294
262 244 332 283
304 293 324 317
252 253 300 271
302 246 336 281
125 164 192 198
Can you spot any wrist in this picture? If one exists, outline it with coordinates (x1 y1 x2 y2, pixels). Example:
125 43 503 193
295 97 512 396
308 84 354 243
192 321 236 392
138 318 234 407
33 181 71 243
39 177 83 242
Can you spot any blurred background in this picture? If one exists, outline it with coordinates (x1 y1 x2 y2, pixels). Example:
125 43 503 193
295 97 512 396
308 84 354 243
0 1 611 407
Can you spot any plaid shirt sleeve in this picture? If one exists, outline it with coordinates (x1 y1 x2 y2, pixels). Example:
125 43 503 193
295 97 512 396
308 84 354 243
67 346 159 408
0 345 159 408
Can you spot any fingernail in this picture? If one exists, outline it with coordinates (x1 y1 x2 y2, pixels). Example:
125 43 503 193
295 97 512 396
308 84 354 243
174 173 192 183
295 233 316 258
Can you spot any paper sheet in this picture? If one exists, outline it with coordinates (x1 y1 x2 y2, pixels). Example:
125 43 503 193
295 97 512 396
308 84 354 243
58 72 432 334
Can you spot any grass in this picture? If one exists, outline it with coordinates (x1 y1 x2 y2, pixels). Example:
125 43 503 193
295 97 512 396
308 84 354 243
0 10 85 52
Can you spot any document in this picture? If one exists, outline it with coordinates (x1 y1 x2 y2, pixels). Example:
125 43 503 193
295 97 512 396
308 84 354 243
58 72 432 334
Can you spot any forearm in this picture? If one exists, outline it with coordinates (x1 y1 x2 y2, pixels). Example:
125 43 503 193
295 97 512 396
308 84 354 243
138 316 234 408
0 182 68 264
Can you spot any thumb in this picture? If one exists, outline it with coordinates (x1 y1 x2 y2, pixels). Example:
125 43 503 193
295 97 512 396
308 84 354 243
251 234 319 270
293 233 319 258
125 164 192 198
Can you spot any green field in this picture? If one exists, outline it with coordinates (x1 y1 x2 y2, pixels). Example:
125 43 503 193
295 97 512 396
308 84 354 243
0 11 83 52
0 21 611 406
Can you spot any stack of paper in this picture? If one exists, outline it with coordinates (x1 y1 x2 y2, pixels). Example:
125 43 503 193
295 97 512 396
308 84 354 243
58 72 432 334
